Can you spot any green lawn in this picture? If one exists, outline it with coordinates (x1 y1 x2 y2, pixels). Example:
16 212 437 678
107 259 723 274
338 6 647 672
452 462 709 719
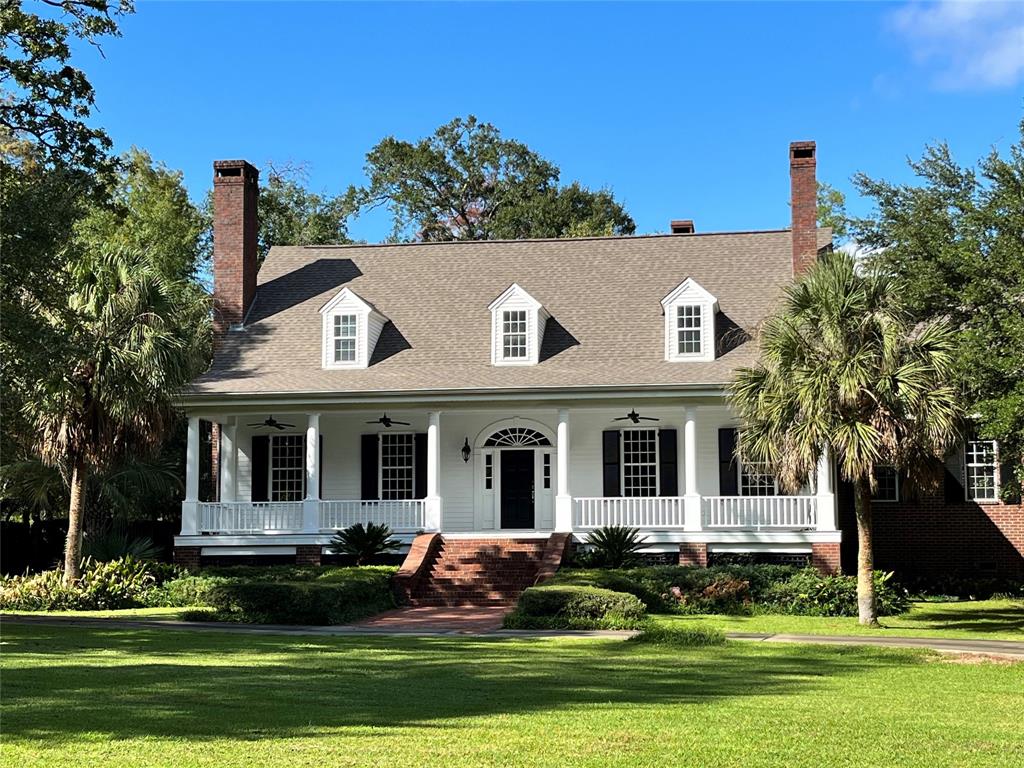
654 599 1024 641
2 623 1022 768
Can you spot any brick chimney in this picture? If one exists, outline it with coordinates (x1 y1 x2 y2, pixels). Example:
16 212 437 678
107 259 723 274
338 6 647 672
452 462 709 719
212 160 259 335
670 219 695 234
789 141 817 276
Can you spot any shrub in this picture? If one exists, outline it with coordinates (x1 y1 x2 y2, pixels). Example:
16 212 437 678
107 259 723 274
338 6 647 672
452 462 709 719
145 575 225 608
203 568 396 624
584 526 648 568
503 585 646 630
82 528 163 562
665 576 752 615
0 557 155 611
761 568 911 617
328 523 402 565
630 623 727 647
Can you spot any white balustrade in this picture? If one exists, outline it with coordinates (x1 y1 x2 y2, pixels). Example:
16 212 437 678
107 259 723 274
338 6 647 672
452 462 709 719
573 497 686 529
198 502 304 534
701 496 817 530
318 500 427 532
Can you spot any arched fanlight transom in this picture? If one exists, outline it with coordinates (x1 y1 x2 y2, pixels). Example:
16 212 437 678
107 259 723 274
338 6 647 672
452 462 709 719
484 427 551 447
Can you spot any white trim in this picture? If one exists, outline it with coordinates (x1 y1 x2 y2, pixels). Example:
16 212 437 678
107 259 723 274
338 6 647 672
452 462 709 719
661 278 718 363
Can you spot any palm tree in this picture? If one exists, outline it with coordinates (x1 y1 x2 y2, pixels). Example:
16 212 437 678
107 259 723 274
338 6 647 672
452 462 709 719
24 248 209 583
730 251 962 625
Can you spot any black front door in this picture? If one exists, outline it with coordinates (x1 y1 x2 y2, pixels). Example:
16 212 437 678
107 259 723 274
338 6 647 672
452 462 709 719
500 450 535 529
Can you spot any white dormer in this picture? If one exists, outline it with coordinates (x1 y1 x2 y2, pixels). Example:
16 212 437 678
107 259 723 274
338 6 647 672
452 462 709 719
488 283 549 366
320 287 388 369
661 278 718 362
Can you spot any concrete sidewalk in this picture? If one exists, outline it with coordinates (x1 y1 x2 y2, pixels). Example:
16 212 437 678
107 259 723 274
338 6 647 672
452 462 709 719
3 613 1022 656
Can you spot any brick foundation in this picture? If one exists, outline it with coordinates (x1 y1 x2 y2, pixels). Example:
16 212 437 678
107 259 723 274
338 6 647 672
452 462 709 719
295 545 323 566
811 542 841 575
678 542 708 567
173 546 202 571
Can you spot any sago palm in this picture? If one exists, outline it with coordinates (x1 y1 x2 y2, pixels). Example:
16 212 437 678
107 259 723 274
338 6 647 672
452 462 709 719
729 251 962 625
25 248 209 583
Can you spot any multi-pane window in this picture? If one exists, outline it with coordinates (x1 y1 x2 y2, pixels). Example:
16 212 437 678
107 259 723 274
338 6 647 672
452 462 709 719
543 453 552 489
739 463 777 497
502 310 527 359
965 439 999 502
484 453 493 490
622 429 658 497
270 434 304 502
333 314 357 363
380 433 415 500
676 305 702 355
873 465 899 502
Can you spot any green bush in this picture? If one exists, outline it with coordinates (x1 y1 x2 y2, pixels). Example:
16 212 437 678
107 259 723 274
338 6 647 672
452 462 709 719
761 568 910 617
144 575 225 608
0 557 155 611
503 585 646 630
204 576 396 625
328 522 401 565
584 526 648 568
630 622 727 647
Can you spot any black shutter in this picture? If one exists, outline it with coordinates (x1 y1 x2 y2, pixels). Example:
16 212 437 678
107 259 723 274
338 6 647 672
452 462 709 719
251 435 269 502
943 467 965 504
718 428 739 495
602 430 621 497
414 433 427 499
361 434 379 500
659 429 678 496
319 435 324 499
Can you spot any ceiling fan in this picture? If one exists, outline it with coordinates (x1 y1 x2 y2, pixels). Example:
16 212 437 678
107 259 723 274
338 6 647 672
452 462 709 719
247 415 296 430
614 409 659 424
366 413 410 428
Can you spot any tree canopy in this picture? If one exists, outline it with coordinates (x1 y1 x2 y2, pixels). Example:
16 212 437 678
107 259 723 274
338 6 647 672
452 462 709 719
853 119 1024 497
348 115 635 241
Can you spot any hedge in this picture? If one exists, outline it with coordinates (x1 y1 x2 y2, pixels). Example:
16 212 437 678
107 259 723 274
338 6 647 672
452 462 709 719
503 585 646 630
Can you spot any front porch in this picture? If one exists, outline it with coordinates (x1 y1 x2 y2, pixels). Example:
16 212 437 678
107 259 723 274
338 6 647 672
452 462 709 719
176 402 840 566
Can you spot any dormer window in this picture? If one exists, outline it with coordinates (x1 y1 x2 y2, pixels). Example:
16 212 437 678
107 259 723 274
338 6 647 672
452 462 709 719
661 278 718 363
489 283 549 366
333 314 357 363
320 288 388 370
502 310 528 359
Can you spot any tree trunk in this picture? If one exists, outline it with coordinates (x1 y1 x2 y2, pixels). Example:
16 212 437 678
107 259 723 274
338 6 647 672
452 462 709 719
63 455 87 585
853 476 878 626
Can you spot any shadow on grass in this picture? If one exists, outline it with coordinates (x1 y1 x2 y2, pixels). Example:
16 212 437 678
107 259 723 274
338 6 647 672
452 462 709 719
894 606 1024 635
1 624 923 745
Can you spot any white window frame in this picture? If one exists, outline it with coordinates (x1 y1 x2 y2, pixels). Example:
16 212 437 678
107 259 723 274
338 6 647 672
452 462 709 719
620 428 660 498
379 432 416 501
501 309 528 361
872 464 900 503
332 313 357 363
964 439 999 503
269 433 304 502
488 283 548 366
738 461 778 497
661 278 718 363
676 304 703 356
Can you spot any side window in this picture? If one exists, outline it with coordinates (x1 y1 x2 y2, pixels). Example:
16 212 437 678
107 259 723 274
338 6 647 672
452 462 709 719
621 428 658 497
333 314 357 363
964 439 999 502
872 465 899 502
676 305 703 355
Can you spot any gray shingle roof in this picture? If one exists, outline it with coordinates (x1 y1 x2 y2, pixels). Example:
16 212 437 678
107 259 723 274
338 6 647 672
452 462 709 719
190 229 831 397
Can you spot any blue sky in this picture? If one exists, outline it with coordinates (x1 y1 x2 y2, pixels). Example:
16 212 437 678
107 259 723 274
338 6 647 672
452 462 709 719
75 1 1023 241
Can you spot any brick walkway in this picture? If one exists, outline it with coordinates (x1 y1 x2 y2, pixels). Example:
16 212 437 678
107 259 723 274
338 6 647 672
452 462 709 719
351 605 509 633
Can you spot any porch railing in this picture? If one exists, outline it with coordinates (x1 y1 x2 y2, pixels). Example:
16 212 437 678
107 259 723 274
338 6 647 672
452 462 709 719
701 496 817 530
198 501 304 534
573 497 686 529
318 500 426 532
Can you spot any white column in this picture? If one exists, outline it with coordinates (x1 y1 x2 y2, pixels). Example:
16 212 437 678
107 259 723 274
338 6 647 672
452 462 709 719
816 443 837 531
303 413 321 533
555 408 572 532
424 411 442 530
181 415 200 535
683 406 702 531
219 417 237 503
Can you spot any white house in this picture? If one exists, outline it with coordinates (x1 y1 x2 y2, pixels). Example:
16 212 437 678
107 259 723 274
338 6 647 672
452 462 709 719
175 144 844 573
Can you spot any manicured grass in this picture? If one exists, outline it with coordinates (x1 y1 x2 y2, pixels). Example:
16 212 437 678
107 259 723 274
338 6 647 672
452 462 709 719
1 607 199 621
2 623 1022 767
653 599 1024 641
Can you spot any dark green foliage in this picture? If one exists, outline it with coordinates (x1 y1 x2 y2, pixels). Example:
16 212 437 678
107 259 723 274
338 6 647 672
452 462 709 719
348 115 634 241
81 526 163 562
503 585 647 630
761 569 911 617
203 571 396 625
144 575 223 608
630 623 727 647
584 526 648 568
0 556 153 611
328 523 401 565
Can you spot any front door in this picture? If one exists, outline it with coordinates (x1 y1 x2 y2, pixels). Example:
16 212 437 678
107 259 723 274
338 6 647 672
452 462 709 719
500 450 535 529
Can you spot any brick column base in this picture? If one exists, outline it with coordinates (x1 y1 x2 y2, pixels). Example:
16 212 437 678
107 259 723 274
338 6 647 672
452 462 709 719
811 542 841 575
295 545 322 566
173 546 201 571
679 542 708 567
